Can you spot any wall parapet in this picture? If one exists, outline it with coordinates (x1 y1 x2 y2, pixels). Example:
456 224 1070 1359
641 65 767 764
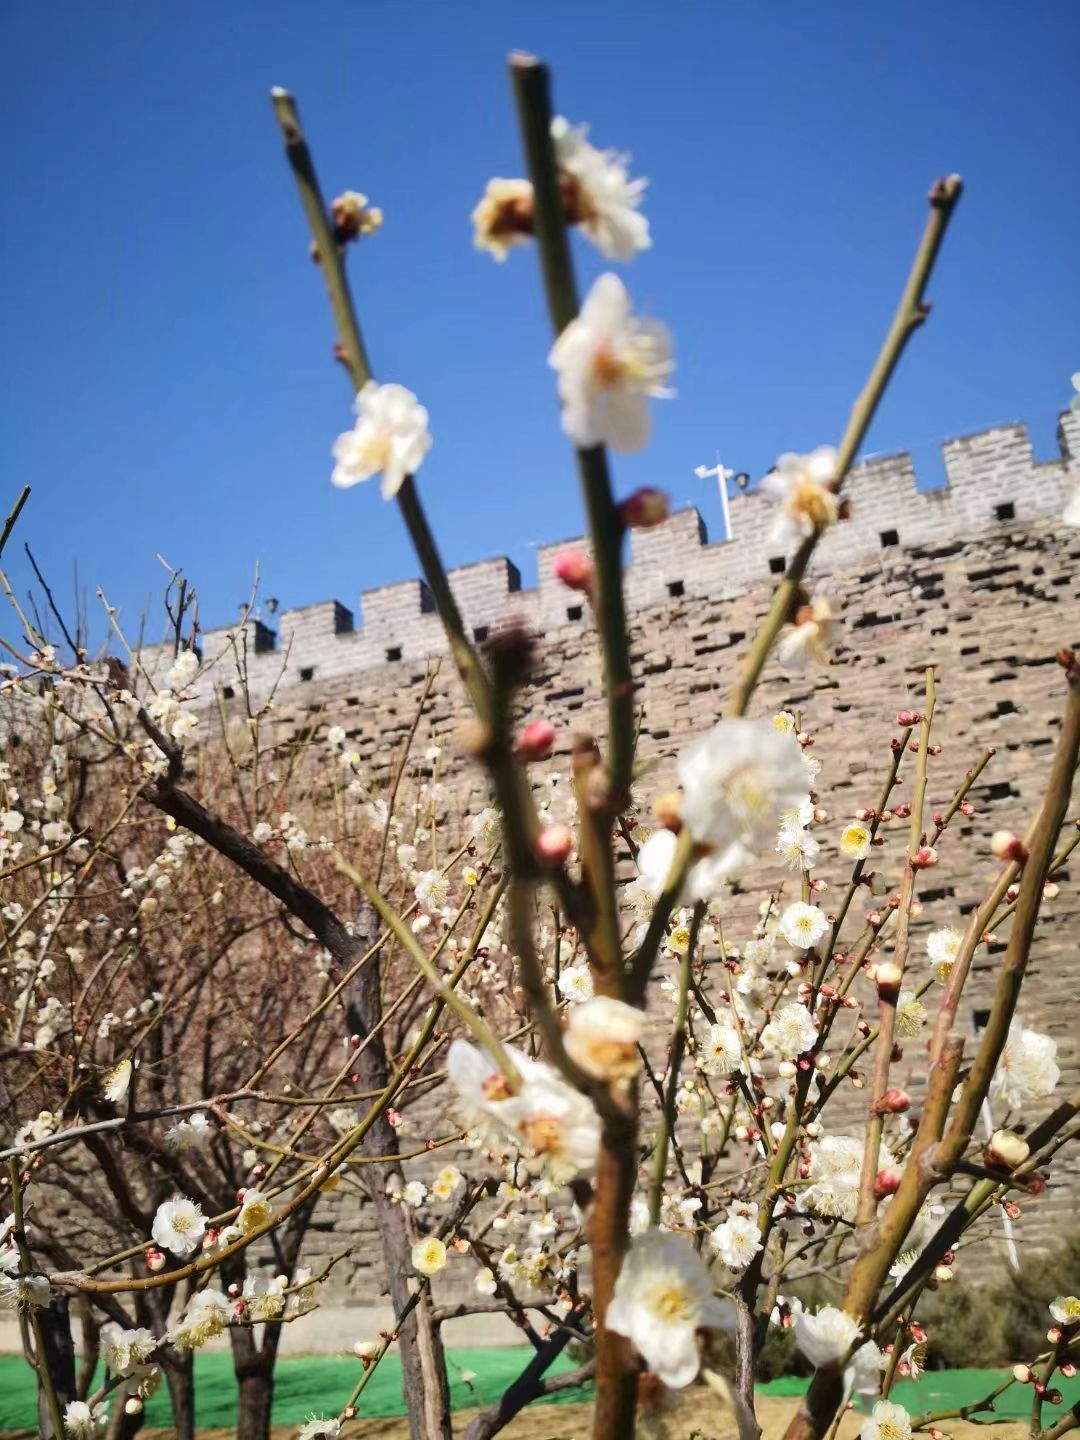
139 408 1079 701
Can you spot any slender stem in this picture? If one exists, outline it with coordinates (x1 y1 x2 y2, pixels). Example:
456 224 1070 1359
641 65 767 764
729 175 963 718
0 486 30 560
648 903 702 1223
9 1160 66 1439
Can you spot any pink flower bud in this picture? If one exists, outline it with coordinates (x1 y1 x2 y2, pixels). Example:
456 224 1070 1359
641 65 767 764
536 824 573 866
553 549 594 592
927 744 942 756
874 1087 911 1114
985 1129 1029 1171
897 710 922 726
893 802 912 819
386 1108 402 1127
1047 1390 1063 1406
959 800 975 816
228 1282 241 1298
1060 1363 1077 1379
517 718 556 761
874 1169 901 1198
145 1247 166 1273
855 807 876 821
991 830 1027 863
911 846 939 869
619 487 670 529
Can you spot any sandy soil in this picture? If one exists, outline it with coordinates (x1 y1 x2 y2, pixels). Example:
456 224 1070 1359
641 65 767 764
143 1391 1034 1439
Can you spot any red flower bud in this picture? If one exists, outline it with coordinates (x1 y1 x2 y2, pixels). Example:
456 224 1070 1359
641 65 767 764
874 1088 911 1114
897 711 922 726
517 718 556 762
619 487 670 529
991 831 1028 863
536 824 573 866
910 846 939 869
553 549 594 592
893 803 912 819
874 1169 901 1197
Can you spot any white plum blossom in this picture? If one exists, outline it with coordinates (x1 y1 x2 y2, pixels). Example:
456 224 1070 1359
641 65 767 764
550 117 651 260
927 926 962 981
237 1188 273 1236
166 649 199 691
761 446 839 546
848 1340 887 1396
297 1419 341 1440
414 869 449 912
564 995 644 1081
678 719 810 873
795 1304 861 1368
711 1209 762 1270
989 1022 1060 1110
700 1019 742 1075
1050 1295 1080 1324
472 177 535 260
101 1322 156 1376
430 1165 464 1201
402 1180 427 1208
548 272 673 452
800 1135 865 1222
895 990 927 1040
169 1287 230 1348
469 807 500 847
331 381 431 499
411 1237 447 1276
605 1229 732 1388
636 827 733 903
151 1196 206 1258
779 901 829 951
760 1002 819 1059
447 1040 600 1182
556 962 595 1004
475 1267 498 1295
63 1400 106 1438
861 1400 912 1440
0 1272 51 1309
102 1058 133 1106
840 821 873 860
775 824 820 872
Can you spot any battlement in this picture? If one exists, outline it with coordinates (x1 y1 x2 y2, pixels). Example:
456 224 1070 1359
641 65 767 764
139 407 1080 701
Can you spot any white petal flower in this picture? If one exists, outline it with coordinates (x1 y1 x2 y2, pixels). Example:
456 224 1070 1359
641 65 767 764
298 1419 341 1440
635 827 736 903
169 1288 230 1349
551 117 651 261
237 1188 272 1236
861 1399 912 1440
711 1212 762 1271
411 1237 447 1276
700 1019 742 1076
414 869 449 912
761 447 839 546
1049 1295 1080 1324
606 1230 733 1388
402 1180 427 1208
556 962 595 1005
840 822 872 860
63 1400 106 1438
794 1305 861 1368
447 1040 600 1182
848 1340 886 1396
0 1272 51 1309
927 925 963 982
471 177 535 260
331 381 431 499
895 990 927 1040
779 901 829 951
760 1002 819 1059
548 273 673 453
151 1195 206 1258
679 719 808 863
564 996 644 1081
102 1058 132 1106
474 1266 498 1296
989 1022 1060 1110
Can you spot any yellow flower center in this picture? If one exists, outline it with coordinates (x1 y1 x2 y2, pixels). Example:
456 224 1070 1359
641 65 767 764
357 431 392 470
789 477 837 529
521 1115 564 1155
649 1280 695 1323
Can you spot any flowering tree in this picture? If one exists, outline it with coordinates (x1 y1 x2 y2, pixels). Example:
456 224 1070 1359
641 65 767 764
3 47 1080 1440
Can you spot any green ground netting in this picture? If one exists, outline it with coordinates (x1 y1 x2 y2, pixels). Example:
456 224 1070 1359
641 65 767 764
1 1354 1078 1431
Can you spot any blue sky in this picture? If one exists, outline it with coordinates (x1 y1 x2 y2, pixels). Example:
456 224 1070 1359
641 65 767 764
3 2 1077 647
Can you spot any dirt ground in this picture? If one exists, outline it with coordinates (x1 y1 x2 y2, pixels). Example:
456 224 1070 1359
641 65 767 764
143 1391 1037 1439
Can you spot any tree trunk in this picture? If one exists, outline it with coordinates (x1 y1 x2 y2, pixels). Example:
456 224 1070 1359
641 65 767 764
230 1324 276 1440
346 902 452 1440
160 1350 196 1440
36 1293 76 1439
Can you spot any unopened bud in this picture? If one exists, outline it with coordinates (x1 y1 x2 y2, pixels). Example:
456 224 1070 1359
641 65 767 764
991 830 1027 863
145 1247 166 1272
778 1060 797 1079
855 807 876 821
553 549 594 592
1060 1363 1077 1379
875 1088 911 1114
927 744 942 756
897 710 921 726
959 800 975 816
985 1129 1029 1170
911 846 939 869
1012 1364 1034 1384
1047 1389 1063 1406
892 803 911 819
125 1398 144 1416
619 487 670 529
933 1264 954 1284
517 718 556 762
536 825 573 867
805 1121 822 1139
874 1169 901 1198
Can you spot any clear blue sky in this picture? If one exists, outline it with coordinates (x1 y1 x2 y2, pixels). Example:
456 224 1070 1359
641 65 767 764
3 2 1077 646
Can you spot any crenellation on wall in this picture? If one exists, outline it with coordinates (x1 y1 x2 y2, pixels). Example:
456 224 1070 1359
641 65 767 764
137 408 1077 706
